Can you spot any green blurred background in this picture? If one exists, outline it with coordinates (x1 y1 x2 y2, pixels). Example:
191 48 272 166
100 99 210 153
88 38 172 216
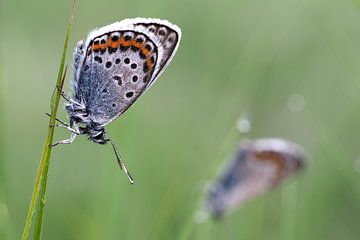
1 0 360 239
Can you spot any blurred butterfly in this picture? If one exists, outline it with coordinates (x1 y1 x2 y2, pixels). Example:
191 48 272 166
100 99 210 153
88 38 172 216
206 138 306 218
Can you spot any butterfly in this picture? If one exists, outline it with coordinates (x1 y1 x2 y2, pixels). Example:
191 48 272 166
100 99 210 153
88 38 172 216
52 18 181 183
206 138 306 217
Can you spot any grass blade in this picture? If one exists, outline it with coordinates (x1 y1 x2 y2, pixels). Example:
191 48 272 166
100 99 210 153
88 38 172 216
21 1 76 239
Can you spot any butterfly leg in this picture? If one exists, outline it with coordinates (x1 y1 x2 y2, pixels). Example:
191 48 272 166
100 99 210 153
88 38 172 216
51 123 80 134
56 86 73 103
51 133 78 147
45 113 79 134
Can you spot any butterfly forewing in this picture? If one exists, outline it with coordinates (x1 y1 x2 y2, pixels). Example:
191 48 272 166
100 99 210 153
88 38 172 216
76 30 157 125
74 18 181 126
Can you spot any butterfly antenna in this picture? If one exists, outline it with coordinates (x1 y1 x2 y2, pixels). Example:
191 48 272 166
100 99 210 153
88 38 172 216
109 139 134 184
45 113 68 126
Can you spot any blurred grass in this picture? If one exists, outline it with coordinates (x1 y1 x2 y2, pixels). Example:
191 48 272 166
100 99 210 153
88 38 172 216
1 0 360 239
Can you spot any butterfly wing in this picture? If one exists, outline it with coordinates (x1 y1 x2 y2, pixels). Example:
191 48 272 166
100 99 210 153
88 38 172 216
73 18 181 126
206 139 305 217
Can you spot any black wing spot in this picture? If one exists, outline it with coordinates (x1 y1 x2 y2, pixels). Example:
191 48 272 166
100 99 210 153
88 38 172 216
106 61 112 68
115 58 121 64
125 91 134 98
132 75 138 82
158 29 166 36
143 63 149 73
124 35 132 41
131 45 139 52
124 58 130 64
150 56 155 64
94 56 103 63
84 65 90 71
139 51 146 59
168 36 175 43
100 39 106 44
136 37 144 43
111 35 119 41
103 88 108 93
108 47 117 54
145 44 152 51
131 63 137 69
112 75 122 86
112 103 117 108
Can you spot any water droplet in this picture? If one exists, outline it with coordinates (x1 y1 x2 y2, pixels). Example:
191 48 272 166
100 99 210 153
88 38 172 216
287 94 305 112
237 118 251 133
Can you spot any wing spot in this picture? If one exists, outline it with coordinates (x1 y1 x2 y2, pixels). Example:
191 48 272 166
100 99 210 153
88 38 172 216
111 35 119 42
125 91 134 98
106 61 112 68
84 65 90 71
115 58 121 64
143 63 149 73
145 44 152 51
136 37 144 43
139 51 146 59
148 27 156 33
131 63 137 69
124 35 132 41
158 29 166 36
143 75 149 83
120 45 129 51
124 58 130 64
132 75 138 82
168 36 175 43
112 103 117 108
131 45 139 52
94 56 103 63
150 56 155 64
103 88 108 93
100 39 106 44
112 75 122 86
108 47 117 54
